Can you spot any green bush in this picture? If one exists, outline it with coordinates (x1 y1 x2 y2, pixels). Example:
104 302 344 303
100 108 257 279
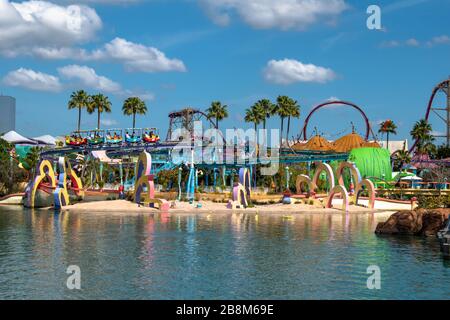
417 195 450 209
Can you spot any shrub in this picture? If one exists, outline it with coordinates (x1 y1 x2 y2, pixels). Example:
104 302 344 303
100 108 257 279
417 195 450 209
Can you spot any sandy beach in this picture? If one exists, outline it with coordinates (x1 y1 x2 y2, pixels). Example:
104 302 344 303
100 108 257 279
60 198 412 215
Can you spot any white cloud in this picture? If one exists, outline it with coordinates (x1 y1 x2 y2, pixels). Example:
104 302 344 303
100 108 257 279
57 64 155 99
91 38 187 72
58 65 122 93
63 0 140 4
31 38 187 73
426 35 450 47
0 0 102 56
2 68 62 92
263 59 336 85
199 0 348 30
382 35 450 48
405 38 420 47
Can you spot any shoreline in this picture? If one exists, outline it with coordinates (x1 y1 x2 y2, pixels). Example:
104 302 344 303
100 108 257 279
40 199 411 215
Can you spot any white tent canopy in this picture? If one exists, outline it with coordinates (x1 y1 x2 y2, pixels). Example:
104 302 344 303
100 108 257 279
1 130 37 145
32 135 56 146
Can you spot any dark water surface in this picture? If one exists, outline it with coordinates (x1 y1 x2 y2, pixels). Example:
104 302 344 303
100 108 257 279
0 206 449 299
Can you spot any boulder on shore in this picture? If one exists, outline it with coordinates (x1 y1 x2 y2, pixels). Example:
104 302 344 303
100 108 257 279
375 209 450 237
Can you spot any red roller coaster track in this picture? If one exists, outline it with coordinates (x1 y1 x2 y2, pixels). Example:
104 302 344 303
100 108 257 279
409 79 450 153
302 100 372 141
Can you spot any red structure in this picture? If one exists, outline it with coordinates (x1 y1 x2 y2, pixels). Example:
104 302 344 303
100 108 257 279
302 100 372 141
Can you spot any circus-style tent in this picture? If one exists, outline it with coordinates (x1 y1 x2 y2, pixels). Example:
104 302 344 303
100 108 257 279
293 134 334 152
32 135 56 146
1 130 37 145
333 132 365 152
362 141 381 148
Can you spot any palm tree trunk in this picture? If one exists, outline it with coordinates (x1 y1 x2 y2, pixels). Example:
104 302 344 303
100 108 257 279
133 113 136 128
216 118 219 130
286 116 291 143
97 110 101 130
77 106 81 132
280 117 284 146
386 132 390 151
254 122 257 132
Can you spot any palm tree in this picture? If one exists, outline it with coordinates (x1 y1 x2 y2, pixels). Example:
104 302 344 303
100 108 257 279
378 120 397 151
244 106 261 131
87 94 112 130
286 99 300 142
393 149 411 170
206 101 228 130
122 97 147 128
410 119 435 155
68 90 90 132
254 99 275 130
274 96 294 146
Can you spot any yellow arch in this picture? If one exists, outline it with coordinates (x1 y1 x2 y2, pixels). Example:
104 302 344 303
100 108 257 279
30 160 56 208
64 158 84 197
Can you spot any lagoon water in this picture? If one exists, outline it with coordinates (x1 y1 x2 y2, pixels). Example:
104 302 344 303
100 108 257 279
0 206 449 299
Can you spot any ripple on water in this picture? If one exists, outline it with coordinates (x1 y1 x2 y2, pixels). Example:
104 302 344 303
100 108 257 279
0 209 449 299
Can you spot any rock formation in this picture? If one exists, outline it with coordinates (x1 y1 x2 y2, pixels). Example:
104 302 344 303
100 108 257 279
375 209 450 237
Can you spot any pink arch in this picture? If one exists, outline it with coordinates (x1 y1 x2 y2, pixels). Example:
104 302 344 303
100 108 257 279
312 162 335 191
326 185 349 211
356 179 376 209
296 174 317 194
336 161 361 186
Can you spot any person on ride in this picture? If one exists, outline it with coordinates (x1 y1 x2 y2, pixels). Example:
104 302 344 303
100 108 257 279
125 131 130 140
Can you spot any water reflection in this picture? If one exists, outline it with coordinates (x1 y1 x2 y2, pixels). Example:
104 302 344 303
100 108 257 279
0 207 448 299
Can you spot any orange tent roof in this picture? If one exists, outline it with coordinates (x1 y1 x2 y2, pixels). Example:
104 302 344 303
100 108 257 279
361 141 381 148
333 132 365 152
295 135 334 151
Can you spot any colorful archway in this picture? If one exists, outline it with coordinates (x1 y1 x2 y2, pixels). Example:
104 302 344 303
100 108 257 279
312 162 335 191
64 158 84 197
336 161 362 187
296 174 317 194
28 160 56 208
355 179 376 209
54 157 70 208
228 167 251 209
134 151 169 211
239 168 251 200
326 185 349 211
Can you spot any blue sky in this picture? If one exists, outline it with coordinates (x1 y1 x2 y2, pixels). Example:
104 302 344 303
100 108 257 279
1 0 450 145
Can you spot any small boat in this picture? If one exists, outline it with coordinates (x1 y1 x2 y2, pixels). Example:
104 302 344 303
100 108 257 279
143 133 160 143
125 135 142 144
438 219 450 257
87 136 104 145
66 136 87 146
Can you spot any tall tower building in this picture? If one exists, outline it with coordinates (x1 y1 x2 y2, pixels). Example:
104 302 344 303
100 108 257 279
0 95 16 133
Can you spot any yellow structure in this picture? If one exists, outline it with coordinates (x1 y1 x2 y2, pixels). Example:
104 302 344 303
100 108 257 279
29 160 56 208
